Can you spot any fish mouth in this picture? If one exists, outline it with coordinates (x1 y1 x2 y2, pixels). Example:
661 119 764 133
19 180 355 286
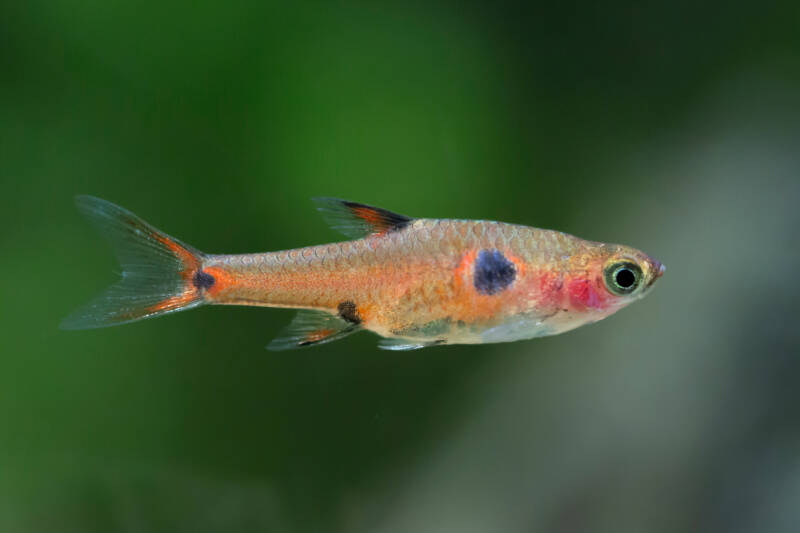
647 260 666 288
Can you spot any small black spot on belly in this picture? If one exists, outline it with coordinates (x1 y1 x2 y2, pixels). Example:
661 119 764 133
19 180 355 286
474 249 516 295
338 300 361 324
193 270 216 290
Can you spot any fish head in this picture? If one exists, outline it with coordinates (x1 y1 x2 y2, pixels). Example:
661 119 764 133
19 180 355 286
542 243 665 337
556 242 664 317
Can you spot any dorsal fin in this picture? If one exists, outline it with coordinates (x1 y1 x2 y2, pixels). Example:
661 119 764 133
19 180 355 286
313 198 413 239
266 310 360 351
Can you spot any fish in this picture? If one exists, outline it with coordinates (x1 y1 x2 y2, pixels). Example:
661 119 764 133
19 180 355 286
61 196 665 350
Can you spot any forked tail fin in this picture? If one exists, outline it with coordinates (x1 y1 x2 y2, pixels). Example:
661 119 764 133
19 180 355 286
61 196 207 330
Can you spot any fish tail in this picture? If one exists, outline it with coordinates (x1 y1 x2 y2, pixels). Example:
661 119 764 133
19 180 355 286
61 196 209 330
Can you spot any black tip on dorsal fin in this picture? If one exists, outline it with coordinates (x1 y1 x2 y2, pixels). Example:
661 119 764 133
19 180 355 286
313 198 413 239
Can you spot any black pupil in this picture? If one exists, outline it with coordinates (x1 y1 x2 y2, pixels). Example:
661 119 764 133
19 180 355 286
615 268 636 288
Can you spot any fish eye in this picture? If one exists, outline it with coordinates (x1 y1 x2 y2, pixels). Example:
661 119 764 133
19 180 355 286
604 261 642 295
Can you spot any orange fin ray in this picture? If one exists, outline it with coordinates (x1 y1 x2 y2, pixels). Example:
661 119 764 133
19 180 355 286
267 310 361 351
61 196 206 329
313 197 413 239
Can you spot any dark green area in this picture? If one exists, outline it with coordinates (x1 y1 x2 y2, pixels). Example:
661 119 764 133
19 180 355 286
2 1 799 531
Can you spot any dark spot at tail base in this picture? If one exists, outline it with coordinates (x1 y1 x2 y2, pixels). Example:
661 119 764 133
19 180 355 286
337 301 361 324
193 270 216 290
474 249 516 295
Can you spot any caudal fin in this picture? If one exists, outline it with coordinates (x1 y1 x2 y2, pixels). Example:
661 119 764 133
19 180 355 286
61 196 207 330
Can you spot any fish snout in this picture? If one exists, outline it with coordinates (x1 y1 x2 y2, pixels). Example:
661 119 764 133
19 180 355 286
645 259 666 288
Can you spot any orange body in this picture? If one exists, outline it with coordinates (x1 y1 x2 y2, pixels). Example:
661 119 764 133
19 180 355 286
200 218 660 346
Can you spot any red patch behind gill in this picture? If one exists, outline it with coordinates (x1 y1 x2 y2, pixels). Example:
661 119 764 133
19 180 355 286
566 277 608 311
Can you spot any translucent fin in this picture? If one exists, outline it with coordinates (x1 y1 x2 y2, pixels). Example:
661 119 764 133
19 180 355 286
377 338 445 351
313 197 413 239
61 196 205 330
266 310 361 351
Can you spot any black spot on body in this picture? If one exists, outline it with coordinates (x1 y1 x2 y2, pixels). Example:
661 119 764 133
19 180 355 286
338 300 361 324
474 249 516 295
192 270 216 290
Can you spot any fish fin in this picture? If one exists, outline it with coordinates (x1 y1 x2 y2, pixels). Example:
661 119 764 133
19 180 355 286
377 338 445 351
267 310 360 351
313 197 413 239
61 196 207 330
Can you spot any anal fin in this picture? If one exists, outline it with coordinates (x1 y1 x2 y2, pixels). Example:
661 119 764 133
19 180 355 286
267 310 360 351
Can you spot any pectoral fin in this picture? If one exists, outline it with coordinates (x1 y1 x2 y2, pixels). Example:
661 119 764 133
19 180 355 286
377 338 446 351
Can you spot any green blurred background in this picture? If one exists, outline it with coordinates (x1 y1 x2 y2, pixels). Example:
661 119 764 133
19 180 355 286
2 1 799 532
